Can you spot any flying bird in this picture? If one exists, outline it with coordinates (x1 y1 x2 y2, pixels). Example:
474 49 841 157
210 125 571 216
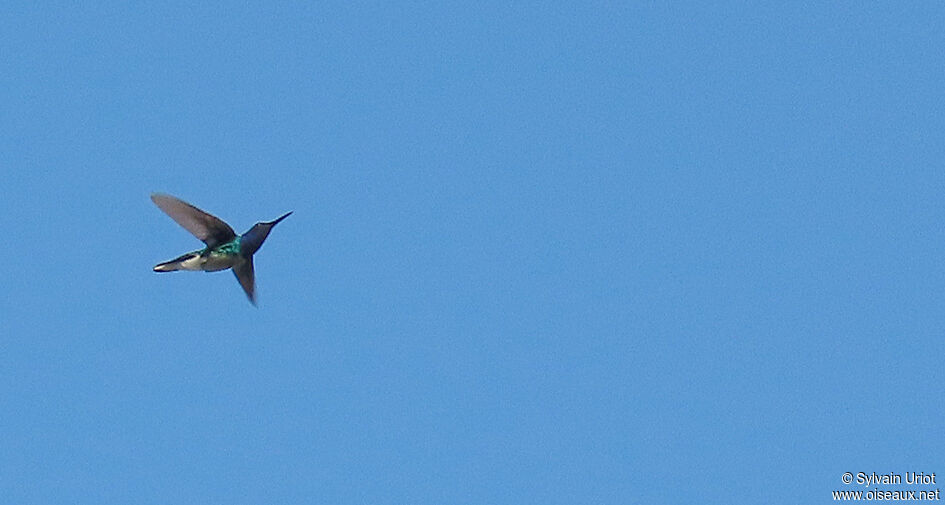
151 193 292 305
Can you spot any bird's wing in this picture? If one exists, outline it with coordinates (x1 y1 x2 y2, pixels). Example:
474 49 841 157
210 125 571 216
151 193 237 248
233 257 256 305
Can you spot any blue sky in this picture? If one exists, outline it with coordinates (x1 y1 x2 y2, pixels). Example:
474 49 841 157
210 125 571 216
2 2 944 503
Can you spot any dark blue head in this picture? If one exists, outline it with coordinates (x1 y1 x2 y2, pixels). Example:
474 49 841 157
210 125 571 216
240 211 292 256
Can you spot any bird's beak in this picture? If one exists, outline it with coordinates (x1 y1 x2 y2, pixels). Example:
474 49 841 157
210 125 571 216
265 211 292 227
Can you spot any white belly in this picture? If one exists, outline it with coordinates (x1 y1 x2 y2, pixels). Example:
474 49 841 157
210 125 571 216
179 254 234 272
178 255 204 270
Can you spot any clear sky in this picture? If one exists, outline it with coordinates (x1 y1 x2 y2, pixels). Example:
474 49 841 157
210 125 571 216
2 2 943 504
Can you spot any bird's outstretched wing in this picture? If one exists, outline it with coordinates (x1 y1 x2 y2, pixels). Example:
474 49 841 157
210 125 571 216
233 257 256 305
151 193 237 248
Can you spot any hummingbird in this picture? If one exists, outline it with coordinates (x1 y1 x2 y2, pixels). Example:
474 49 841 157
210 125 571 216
151 193 292 305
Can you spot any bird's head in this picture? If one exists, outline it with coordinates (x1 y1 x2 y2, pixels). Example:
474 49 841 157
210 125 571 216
241 212 292 255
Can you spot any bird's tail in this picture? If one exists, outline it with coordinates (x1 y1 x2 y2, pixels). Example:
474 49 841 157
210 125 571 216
153 260 182 272
153 252 197 272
